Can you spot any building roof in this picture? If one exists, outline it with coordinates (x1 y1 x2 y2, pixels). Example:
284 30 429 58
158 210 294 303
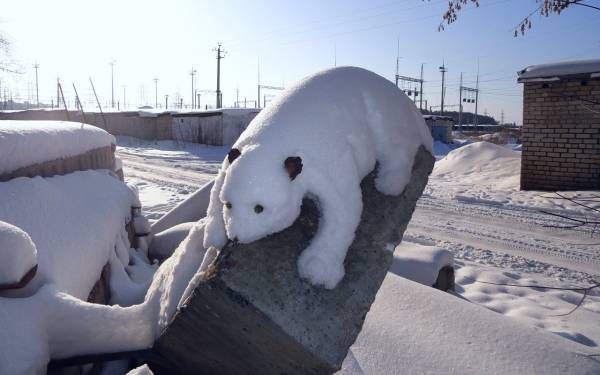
518 58 600 82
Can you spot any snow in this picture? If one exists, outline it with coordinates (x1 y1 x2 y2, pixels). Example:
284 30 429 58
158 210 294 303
518 58 600 81
391 242 453 286
0 120 115 175
127 365 153 375
342 272 600 375
110 132 600 373
204 66 432 289
0 171 135 299
0 170 161 373
0 221 37 285
434 141 520 191
116 136 225 222
455 259 600 348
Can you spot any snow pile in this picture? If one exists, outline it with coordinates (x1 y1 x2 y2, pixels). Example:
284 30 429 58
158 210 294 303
0 120 115 175
518 58 600 81
0 221 37 285
391 242 453 286
434 141 520 191
204 66 432 289
0 171 134 299
343 272 600 374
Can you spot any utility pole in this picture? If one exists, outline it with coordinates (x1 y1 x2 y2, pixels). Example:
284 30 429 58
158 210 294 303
458 72 463 130
33 63 39 108
236 87 239 108
419 63 424 111
334 43 337 67
214 43 226 108
165 94 169 110
395 38 400 87
110 60 116 108
153 78 158 108
474 70 480 126
190 67 196 109
439 62 447 116
257 58 261 108
500 109 505 125
122 86 126 109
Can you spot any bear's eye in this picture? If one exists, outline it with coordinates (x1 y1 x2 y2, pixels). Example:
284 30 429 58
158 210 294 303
254 204 264 214
225 202 232 209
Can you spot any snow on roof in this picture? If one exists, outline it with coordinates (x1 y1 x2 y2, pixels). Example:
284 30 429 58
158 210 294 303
345 272 600 374
518 58 600 82
0 120 115 175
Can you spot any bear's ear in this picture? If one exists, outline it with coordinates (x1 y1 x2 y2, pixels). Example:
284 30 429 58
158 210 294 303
228 148 241 164
284 156 303 181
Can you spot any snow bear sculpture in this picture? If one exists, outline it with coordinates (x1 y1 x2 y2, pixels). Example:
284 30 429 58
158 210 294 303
204 66 432 289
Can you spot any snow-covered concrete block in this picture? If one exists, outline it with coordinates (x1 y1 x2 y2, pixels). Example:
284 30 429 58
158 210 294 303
150 145 434 374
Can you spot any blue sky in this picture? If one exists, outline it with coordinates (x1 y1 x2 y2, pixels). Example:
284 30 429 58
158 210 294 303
1 0 599 123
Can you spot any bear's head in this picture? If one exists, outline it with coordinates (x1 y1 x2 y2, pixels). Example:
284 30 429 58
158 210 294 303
220 146 303 244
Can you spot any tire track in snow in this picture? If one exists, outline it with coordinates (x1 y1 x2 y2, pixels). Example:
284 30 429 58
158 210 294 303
409 197 600 275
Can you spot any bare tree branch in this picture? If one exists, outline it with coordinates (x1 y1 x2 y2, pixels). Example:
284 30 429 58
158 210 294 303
427 0 600 36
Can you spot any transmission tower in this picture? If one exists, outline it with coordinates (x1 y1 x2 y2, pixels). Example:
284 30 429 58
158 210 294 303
458 72 479 131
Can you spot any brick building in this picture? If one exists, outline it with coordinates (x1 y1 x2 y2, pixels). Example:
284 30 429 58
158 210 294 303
518 59 600 190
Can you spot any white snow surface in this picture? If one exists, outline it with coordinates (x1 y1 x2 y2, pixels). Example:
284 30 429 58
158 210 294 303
0 171 134 299
342 272 600 375
518 58 600 81
0 220 37 285
203 66 432 289
0 120 115 175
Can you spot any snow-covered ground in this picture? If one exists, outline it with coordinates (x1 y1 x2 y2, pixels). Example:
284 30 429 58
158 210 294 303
117 136 227 221
117 136 600 351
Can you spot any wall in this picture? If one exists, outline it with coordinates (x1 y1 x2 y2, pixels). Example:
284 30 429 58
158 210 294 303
521 78 600 190
172 109 259 146
0 110 173 141
0 108 259 146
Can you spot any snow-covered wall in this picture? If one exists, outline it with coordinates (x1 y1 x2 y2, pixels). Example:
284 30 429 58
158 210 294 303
0 121 115 176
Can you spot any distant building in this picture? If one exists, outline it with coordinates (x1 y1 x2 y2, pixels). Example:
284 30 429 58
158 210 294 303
423 115 453 143
518 59 600 190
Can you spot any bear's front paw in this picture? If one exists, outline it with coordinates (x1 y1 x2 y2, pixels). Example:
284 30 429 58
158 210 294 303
297 252 345 290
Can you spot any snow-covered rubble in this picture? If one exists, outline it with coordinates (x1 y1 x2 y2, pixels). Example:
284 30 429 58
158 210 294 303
0 121 115 175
